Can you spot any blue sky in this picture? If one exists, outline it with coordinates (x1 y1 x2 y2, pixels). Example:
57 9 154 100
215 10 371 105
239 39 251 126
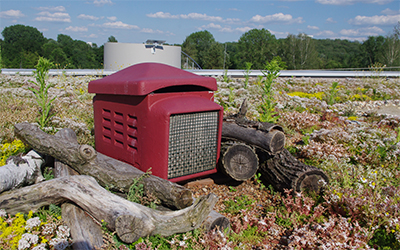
1 0 399 46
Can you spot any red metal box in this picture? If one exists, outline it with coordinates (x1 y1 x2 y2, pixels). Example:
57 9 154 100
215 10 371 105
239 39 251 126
88 63 223 182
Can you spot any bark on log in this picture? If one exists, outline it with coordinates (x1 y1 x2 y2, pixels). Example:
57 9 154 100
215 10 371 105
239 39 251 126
14 122 192 210
257 148 329 193
0 150 45 193
218 142 258 181
202 210 231 232
222 122 285 155
0 175 218 244
54 128 104 250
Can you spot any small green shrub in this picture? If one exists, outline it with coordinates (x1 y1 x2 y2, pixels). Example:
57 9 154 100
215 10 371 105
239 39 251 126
29 57 55 128
258 57 284 123
243 62 252 88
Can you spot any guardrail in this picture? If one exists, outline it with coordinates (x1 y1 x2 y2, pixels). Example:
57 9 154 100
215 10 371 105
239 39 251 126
1 68 400 78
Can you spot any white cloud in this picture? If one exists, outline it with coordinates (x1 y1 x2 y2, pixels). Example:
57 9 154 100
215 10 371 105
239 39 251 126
146 12 240 23
78 14 100 21
315 30 336 36
381 8 400 15
93 0 113 6
65 26 88 32
201 23 223 29
147 12 179 19
107 16 117 21
270 30 289 38
250 13 304 24
35 6 66 12
340 26 385 36
349 14 400 25
35 11 71 22
0 9 25 19
235 26 253 33
326 17 337 23
199 23 255 33
316 0 392 5
307 25 319 30
140 28 164 34
102 21 139 29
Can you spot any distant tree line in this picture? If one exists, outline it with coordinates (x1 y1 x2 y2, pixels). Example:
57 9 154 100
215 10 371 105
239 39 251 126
0 24 104 69
1 23 399 70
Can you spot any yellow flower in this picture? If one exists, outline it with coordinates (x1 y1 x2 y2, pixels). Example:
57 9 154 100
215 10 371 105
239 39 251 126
41 236 48 244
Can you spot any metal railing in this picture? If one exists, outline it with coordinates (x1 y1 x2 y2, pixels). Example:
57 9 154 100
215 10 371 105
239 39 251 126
1 68 400 78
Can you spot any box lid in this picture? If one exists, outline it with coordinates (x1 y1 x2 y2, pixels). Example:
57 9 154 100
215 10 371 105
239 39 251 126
88 62 217 96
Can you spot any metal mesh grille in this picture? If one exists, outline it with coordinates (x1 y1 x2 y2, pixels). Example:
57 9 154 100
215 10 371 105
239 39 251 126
168 111 219 179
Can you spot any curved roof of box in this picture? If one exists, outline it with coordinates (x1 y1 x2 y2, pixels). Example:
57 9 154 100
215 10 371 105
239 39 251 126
88 62 217 96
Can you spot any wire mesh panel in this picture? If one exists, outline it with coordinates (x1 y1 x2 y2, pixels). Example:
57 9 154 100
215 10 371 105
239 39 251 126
168 111 219 179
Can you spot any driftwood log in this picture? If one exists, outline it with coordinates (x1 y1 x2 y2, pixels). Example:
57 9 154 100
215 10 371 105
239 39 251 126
0 150 45 193
54 128 103 250
14 122 192 210
0 175 217 244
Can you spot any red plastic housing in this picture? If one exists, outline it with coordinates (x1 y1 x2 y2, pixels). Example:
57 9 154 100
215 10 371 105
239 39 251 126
88 63 223 182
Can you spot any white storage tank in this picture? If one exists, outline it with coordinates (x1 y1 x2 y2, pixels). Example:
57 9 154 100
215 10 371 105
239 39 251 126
104 40 181 70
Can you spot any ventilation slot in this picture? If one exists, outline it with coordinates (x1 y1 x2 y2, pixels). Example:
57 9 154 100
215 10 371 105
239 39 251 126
168 111 219 179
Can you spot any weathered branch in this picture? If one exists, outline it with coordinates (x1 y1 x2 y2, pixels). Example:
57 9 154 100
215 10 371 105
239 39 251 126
0 175 217 244
14 122 192 209
54 128 103 250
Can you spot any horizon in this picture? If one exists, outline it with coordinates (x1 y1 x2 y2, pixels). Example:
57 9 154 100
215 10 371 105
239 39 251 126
1 0 399 46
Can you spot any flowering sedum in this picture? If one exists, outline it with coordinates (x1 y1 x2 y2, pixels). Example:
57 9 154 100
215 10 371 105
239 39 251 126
0 209 71 250
0 139 26 166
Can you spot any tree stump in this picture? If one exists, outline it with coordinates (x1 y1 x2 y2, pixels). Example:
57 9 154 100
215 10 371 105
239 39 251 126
218 142 258 181
257 148 329 193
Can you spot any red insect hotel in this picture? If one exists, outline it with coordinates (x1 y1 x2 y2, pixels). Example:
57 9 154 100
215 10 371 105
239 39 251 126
88 63 223 182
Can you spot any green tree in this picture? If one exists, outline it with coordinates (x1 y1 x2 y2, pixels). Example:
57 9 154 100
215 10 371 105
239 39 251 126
1 24 46 68
281 34 298 69
107 36 118 43
57 34 74 60
314 38 363 69
203 42 224 69
361 36 385 67
381 23 400 68
182 30 221 69
296 33 318 69
92 43 104 68
237 28 277 69
224 42 239 69
55 34 98 69
281 33 318 69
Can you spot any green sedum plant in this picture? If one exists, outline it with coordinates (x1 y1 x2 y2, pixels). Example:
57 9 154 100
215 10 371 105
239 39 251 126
29 57 55 129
